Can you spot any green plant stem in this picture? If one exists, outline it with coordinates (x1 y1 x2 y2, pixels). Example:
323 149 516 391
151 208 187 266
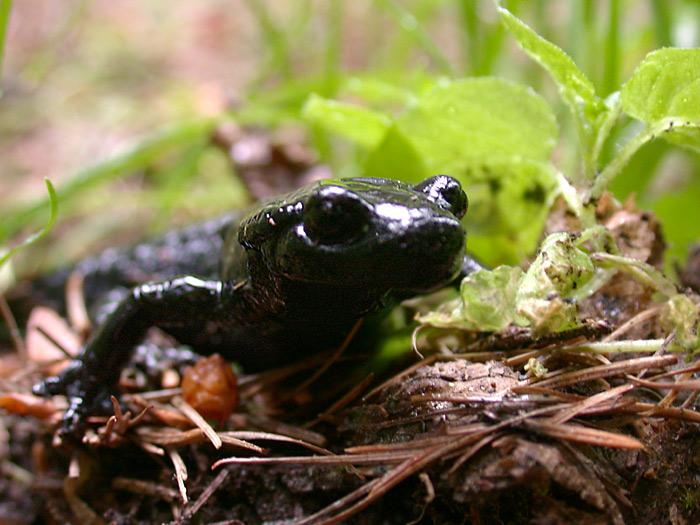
588 117 685 202
245 0 291 83
323 0 343 94
592 252 678 298
602 0 620 96
457 0 479 74
650 0 672 47
0 0 12 88
568 339 682 354
591 91 622 166
556 170 595 227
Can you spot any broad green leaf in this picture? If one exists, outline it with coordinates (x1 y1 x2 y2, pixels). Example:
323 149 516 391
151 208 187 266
462 159 558 265
497 5 606 176
525 233 595 298
302 94 391 150
363 125 428 183
343 77 416 106
515 232 594 332
621 48 700 151
314 78 559 265
459 266 527 331
367 78 558 264
420 234 596 334
415 298 465 330
659 294 700 350
417 265 526 332
395 78 558 173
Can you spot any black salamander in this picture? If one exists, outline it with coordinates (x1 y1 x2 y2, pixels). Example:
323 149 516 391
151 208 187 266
32 175 478 433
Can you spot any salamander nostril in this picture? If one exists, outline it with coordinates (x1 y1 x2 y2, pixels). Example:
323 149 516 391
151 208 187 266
413 175 468 219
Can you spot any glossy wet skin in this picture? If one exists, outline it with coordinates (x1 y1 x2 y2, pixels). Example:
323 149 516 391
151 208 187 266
32 175 472 434
234 176 467 290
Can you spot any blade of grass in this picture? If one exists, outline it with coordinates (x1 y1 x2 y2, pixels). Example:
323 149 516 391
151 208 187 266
0 0 12 90
375 0 456 77
323 0 343 94
460 0 511 77
650 0 672 47
457 0 479 74
601 0 620 96
0 178 57 268
568 0 595 86
245 0 292 84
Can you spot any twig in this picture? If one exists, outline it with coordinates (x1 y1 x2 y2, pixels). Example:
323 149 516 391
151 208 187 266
531 354 677 389
112 477 180 503
313 373 374 425
181 469 229 521
283 318 364 401
171 396 221 449
0 292 25 361
167 447 188 504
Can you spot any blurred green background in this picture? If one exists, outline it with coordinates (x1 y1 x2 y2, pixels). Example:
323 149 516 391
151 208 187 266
1 0 699 275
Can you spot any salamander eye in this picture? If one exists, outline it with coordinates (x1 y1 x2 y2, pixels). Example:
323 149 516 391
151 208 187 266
304 187 370 245
414 175 468 219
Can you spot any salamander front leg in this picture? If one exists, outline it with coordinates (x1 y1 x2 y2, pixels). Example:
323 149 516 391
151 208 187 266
33 276 245 435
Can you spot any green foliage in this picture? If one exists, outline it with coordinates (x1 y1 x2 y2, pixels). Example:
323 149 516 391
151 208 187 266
497 5 607 180
420 232 597 333
490 6 700 268
621 48 700 151
386 78 557 172
0 118 219 245
302 94 391 150
515 233 595 332
298 6 700 269
418 265 525 332
659 294 700 350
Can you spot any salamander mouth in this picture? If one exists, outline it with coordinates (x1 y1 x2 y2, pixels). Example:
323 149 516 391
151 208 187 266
274 211 466 292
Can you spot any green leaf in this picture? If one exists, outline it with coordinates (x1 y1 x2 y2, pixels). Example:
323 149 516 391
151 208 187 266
395 78 558 173
659 294 700 350
461 158 558 265
419 233 599 334
459 266 527 331
621 48 700 151
366 78 558 265
0 178 57 269
363 125 428 183
309 78 559 265
301 94 392 150
343 77 417 107
497 5 606 177
417 265 526 332
515 232 595 332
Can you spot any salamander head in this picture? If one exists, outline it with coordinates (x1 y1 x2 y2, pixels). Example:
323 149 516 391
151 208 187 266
239 175 467 293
